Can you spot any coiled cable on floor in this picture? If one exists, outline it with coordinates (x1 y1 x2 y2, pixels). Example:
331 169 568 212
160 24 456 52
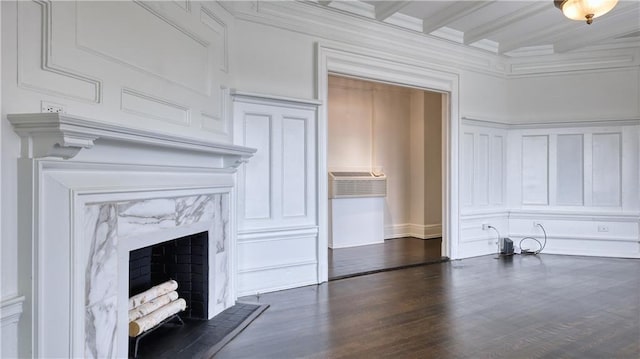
487 225 501 254
519 223 547 255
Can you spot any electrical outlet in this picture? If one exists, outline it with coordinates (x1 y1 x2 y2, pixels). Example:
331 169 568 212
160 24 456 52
598 225 609 232
533 221 543 228
41 101 65 113
482 223 490 230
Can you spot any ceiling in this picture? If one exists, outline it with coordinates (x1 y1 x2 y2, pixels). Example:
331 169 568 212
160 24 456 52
312 0 640 56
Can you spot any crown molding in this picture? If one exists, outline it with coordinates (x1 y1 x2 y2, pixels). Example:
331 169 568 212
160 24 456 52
232 0 506 77
227 1 640 78
8 113 256 165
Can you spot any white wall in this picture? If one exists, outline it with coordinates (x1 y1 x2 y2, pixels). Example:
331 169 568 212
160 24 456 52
232 19 315 99
1 1 234 356
507 69 640 123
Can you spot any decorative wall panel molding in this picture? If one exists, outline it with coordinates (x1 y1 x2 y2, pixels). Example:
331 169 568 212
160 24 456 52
173 0 191 13
237 225 319 296
121 88 190 125
461 132 474 206
591 133 622 207
76 1 212 96
232 92 319 295
521 135 549 205
241 112 273 220
476 134 489 205
460 125 506 208
200 6 229 73
460 118 640 259
18 0 102 103
556 134 584 206
490 135 504 205
233 92 318 230
10 0 233 144
281 116 308 218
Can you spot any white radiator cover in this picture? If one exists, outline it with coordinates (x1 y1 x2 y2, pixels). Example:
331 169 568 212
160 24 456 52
329 172 387 198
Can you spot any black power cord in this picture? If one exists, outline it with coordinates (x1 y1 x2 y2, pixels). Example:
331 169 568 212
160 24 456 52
519 223 547 255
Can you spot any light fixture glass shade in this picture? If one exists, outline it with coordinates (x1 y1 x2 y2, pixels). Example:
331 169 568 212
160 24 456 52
555 0 619 24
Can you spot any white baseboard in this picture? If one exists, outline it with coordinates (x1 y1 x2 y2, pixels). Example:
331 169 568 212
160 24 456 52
384 223 442 240
237 262 318 297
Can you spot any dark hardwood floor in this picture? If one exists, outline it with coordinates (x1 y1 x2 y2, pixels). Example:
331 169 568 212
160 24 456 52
329 237 443 280
215 254 640 358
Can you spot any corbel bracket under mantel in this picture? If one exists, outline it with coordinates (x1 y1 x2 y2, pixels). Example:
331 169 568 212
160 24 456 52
8 113 256 168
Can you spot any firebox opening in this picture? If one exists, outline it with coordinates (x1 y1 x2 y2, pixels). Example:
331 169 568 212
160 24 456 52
129 231 209 319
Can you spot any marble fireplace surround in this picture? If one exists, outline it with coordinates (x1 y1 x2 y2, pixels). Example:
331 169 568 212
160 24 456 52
9 113 255 358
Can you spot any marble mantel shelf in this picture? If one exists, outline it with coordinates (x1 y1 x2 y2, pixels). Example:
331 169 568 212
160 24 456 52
8 112 256 166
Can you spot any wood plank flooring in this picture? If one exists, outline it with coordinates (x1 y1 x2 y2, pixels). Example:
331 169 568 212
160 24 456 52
215 254 640 358
329 237 443 280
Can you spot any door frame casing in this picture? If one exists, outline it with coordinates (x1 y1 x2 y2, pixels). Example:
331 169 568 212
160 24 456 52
316 42 460 282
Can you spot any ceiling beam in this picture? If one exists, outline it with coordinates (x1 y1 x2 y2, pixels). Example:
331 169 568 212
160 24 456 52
463 2 549 45
553 6 640 53
374 1 411 21
498 20 576 54
422 1 495 34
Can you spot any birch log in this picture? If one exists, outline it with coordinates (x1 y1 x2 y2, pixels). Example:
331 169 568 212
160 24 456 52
129 298 187 337
128 280 178 309
128 291 179 322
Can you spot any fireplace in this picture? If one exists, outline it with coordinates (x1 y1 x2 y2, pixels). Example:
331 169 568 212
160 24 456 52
129 232 209 319
9 113 255 358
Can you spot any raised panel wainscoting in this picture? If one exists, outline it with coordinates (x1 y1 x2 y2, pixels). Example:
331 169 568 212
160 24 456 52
232 92 320 296
461 118 640 259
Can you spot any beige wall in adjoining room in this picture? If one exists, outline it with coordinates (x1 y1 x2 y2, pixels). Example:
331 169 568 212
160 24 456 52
409 90 425 227
327 75 442 238
423 91 443 226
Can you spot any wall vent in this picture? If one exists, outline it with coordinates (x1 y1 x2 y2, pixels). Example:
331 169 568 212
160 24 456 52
329 172 387 198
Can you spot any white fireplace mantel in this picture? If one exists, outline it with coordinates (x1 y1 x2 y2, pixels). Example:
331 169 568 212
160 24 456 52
8 113 255 167
9 113 255 358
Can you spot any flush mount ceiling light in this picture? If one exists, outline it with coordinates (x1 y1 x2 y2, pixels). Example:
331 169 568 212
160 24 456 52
554 0 619 24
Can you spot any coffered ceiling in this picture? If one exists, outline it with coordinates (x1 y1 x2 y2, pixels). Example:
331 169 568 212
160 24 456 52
312 0 640 56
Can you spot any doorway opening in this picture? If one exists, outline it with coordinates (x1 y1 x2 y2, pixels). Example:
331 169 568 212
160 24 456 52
316 43 460 284
326 75 446 280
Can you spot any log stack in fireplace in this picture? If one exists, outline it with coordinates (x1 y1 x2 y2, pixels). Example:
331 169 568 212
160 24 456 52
128 280 186 356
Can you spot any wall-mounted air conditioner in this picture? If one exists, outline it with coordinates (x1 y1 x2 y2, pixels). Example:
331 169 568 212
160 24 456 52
328 171 387 199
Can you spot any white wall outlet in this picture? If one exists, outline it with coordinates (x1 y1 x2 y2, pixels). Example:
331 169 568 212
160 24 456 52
41 101 66 113
533 221 543 228
598 225 609 232
482 223 490 230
